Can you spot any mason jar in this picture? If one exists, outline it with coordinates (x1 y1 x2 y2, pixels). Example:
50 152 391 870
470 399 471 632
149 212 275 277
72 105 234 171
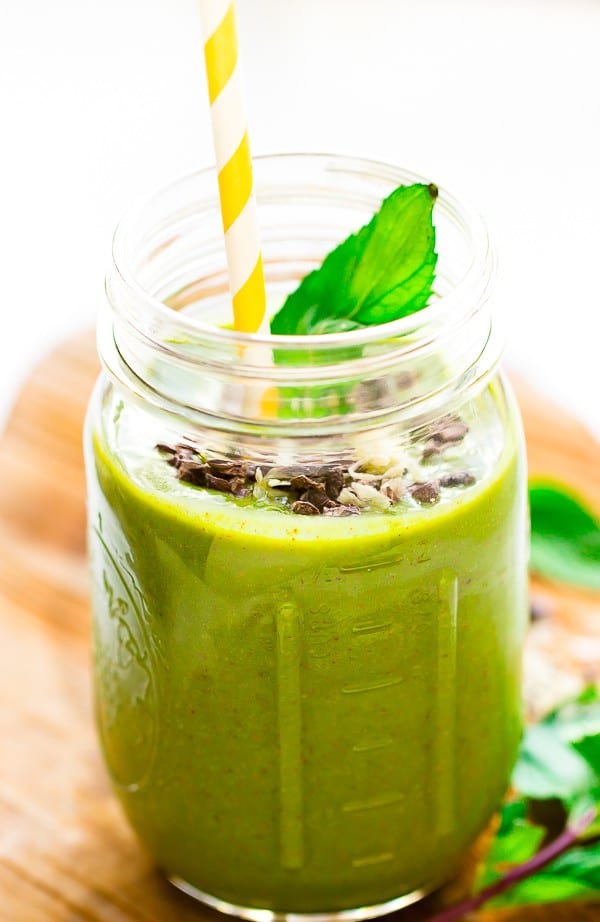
84 154 528 920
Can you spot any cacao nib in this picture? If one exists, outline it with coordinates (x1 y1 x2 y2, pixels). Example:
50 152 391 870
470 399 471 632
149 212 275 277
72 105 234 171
291 501 321 516
439 471 476 488
433 422 469 444
177 461 208 486
409 481 441 505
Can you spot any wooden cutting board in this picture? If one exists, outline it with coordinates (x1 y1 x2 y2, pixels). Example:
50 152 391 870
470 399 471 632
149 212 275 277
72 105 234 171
1 332 598 922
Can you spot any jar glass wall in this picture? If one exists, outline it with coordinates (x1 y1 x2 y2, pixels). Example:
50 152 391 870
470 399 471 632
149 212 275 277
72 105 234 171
85 154 528 920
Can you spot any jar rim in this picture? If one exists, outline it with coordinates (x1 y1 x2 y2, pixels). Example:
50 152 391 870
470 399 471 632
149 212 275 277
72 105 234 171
110 152 494 353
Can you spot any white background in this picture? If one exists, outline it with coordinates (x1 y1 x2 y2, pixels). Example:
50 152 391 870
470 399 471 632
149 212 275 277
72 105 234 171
1 0 599 435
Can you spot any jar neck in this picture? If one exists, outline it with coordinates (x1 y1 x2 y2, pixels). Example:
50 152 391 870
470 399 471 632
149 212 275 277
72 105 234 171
102 154 499 441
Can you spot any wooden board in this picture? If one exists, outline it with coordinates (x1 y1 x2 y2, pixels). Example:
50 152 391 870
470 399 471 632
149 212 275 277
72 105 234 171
0 332 598 922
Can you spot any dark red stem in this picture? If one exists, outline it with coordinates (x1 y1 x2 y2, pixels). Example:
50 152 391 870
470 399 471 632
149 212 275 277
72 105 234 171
424 807 597 922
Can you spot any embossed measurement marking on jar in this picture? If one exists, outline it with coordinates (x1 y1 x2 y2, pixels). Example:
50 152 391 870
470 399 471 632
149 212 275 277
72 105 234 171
276 601 304 870
351 619 393 636
343 610 405 870
93 525 159 791
432 572 459 837
352 737 394 753
342 676 402 694
352 852 395 868
342 792 404 813
275 571 460 872
341 573 460 869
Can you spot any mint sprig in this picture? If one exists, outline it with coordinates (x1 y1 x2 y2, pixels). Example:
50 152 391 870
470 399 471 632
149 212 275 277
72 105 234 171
529 480 600 591
427 808 598 921
426 689 600 920
270 183 438 335
514 685 600 817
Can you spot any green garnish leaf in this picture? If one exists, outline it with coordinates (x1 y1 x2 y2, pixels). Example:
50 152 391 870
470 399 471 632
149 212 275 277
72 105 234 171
574 736 600 779
482 691 600 907
513 688 600 820
488 844 600 908
270 183 438 335
427 692 600 921
529 480 600 590
477 799 546 889
512 721 598 807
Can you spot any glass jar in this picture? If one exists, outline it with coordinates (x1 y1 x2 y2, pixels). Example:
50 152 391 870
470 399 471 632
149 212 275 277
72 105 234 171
84 154 528 920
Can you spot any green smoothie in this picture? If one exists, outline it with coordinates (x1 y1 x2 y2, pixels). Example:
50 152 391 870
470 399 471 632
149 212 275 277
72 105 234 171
87 383 527 913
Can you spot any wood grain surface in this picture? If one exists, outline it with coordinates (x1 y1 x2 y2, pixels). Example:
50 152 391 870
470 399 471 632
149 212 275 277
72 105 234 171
1 333 598 922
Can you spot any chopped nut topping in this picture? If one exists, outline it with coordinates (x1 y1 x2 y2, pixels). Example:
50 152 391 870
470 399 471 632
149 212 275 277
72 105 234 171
380 477 407 503
323 504 360 517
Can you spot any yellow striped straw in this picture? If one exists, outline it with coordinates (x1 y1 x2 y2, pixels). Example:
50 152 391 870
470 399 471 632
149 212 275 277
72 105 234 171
199 0 267 333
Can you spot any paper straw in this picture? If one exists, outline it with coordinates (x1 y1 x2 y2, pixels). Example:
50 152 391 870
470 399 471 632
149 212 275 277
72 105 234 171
199 0 267 333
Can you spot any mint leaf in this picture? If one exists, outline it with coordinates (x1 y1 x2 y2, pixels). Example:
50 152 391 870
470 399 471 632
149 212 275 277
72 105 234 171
270 183 438 335
477 799 545 890
500 693 600 899
478 802 600 909
425 692 600 921
513 688 600 831
574 736 600 778
545 686 600 739
426 812 599 922
529 480 600 590
489 844 600 907
513 722 598 806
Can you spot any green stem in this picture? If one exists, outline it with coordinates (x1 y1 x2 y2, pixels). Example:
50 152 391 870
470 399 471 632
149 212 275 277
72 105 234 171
425 807 597 922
